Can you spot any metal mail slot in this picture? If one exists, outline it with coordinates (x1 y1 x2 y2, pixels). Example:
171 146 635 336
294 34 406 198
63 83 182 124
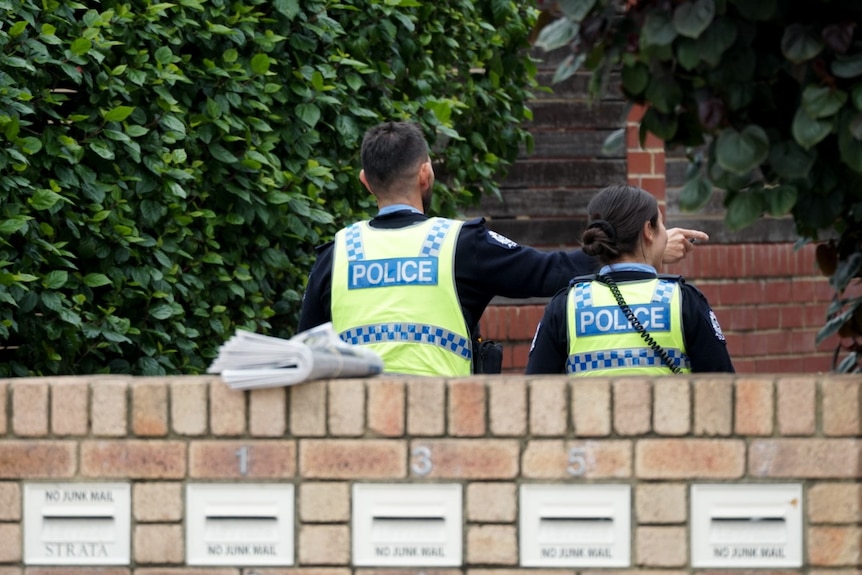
520 485 630 567
186 484 294 566
691 484 802 568
353 484 462 566
24 483 130 565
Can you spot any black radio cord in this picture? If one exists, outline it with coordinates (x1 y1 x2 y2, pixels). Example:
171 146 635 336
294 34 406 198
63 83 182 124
598 274 681 374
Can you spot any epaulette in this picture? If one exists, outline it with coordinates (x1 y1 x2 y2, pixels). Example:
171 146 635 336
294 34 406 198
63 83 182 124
568 273 598 286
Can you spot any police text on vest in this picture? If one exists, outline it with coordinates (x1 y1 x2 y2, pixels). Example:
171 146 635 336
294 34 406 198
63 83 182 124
349 257 438 289
576 303 670 336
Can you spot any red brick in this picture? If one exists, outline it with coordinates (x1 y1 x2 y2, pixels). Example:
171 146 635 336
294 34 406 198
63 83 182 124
449 380 486 436
210 378 246 436
0 383 6 435
822 378 861 436
12 380 48 436
628 150 653 175
81 440 186 479
135 570 237 575
777 377 816 436
0 441 76 478
0 524 21 562
189 440 296 479
291 383 325 436
51 380 89 436
749 439 861 478
489 377 527 436
368 379 405 437
639 176 666 197
636 439 745 479
613 378 651 436
529 379 566 436
735 378 774 436
407 379 445 436
467 525 518 565
410 439 519 479
25 569 131 575
807 526 861 566
250 386 287 437
510 343 532 372
299 439 406 479
132 381 168 437
522 439 632 479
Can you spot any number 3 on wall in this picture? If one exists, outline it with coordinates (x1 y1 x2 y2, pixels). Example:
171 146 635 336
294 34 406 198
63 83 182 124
411 446 433 476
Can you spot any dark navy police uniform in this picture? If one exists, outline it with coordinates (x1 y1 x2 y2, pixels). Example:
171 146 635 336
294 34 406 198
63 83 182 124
525 269 735 374
299 209 598 336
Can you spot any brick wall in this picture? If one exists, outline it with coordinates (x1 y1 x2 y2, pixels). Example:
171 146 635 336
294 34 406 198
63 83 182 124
469 52 843 374
0 375 859 570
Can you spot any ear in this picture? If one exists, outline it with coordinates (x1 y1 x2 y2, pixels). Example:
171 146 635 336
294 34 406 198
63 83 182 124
359 169 373 194
417 160 432 188
642 219 655 245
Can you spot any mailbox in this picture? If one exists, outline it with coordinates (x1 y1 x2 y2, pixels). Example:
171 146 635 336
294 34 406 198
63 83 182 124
520 484 630 567
352 483 462 566
186 484 294 566
24 482 130 565
691 484 803 567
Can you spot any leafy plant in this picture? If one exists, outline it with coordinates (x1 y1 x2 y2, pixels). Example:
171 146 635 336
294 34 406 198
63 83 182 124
0 0 538 375
536 0 862 372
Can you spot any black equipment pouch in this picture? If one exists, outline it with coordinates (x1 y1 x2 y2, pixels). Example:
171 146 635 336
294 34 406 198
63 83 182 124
473 337 503 374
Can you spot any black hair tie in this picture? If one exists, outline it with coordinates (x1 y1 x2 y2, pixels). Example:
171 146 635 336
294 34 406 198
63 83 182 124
587 219 617 242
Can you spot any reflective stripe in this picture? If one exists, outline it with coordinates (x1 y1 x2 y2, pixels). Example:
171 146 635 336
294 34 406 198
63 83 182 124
419 219 452 257
573 282 593 308
566 347 690 374
340 322 472 359
652 280 674 304
345 223 365 261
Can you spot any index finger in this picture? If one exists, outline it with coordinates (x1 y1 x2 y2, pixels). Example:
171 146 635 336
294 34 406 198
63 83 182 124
674 228 710 242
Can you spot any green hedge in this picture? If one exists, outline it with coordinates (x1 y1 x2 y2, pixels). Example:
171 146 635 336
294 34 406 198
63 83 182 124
0 0 538 376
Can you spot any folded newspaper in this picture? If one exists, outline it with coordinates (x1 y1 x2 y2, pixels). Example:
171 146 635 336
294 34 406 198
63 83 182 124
207 322 384 389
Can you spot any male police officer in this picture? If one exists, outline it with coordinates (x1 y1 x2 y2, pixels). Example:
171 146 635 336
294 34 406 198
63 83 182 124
298 121 707 376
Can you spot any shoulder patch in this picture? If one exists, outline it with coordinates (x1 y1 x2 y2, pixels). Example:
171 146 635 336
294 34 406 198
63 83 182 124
709 310 726 342
487 230 518 249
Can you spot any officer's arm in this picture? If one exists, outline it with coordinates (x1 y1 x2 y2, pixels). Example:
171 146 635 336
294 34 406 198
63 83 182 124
525 292 569 374
681 283 735 373
462 220 598 298
297 243 334 332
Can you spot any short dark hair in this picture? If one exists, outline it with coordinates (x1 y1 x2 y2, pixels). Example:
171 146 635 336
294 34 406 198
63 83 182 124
360 121 429 192
581 184 659 264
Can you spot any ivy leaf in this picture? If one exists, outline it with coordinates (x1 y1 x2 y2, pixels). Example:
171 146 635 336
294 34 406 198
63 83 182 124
18 136 42 155
640 107 678 142
792 108 832 149
730 0 775 20
250 53 271 74
641 11 677 47
43 270 69 289
621 64 648 95
832 53 862 79
70 37 91 55
801 85 847 118
534 17 579 52
679 174 714 211
557 0 597 22
781 24 822 63
29 189 65 210
83 273 112 287
768 140 815 179
103 106 135 122
296 103 321 127
673 0 715 39
764 184 798 216
715 125 769 175
725 190 764 230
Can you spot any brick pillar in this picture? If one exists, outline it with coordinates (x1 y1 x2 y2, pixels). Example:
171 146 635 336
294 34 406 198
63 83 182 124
626 105 667 210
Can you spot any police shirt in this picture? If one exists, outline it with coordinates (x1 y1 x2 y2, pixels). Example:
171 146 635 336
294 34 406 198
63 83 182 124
525 269 734 374
298 209 598 334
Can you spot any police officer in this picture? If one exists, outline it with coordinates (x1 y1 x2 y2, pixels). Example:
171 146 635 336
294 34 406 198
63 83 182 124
526 184 734 375
299 122 709 376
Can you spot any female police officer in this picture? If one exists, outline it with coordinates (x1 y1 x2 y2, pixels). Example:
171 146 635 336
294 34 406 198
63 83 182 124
526 184 734 375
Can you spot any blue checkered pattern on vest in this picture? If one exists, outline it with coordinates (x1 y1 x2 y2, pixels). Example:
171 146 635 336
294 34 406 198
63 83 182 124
340 323 472 359
345 223 365 261
652 279 674 303
566 347 690 373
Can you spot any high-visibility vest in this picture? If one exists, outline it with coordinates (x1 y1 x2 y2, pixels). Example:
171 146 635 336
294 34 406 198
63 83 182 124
565 277 691 376
331 217 471 376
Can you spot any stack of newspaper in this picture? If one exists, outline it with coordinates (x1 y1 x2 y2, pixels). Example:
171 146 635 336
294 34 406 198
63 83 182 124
207 322 384 389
